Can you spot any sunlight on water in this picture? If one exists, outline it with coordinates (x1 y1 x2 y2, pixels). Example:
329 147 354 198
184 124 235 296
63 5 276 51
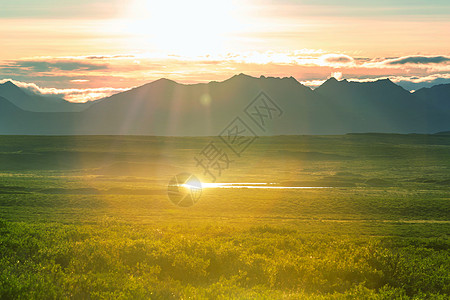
201 183 332 189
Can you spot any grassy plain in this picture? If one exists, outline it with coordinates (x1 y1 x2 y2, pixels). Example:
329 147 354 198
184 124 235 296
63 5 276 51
0 134 449 299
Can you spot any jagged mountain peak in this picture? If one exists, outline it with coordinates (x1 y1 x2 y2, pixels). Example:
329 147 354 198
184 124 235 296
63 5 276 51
0 80 26 93
1 80 18 87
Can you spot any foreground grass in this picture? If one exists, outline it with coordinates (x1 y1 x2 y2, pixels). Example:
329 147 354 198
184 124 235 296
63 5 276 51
1 220 449 299
0 135 449 298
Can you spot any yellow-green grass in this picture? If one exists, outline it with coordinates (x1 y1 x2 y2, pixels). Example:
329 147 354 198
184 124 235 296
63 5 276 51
0 135 449 298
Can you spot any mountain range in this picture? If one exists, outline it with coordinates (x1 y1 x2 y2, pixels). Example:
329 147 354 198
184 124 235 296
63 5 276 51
0 74 449 135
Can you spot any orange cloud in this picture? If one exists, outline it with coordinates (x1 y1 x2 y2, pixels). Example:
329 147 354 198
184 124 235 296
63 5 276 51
2 51 450 101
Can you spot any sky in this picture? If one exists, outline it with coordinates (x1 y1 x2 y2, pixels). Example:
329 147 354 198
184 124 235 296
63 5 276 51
1 0 449 102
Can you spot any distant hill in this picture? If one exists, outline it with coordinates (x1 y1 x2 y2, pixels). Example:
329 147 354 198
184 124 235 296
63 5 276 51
434 131 450 135
0 74 449 135
0 81 93 112
413 83 450 113
0 95 81 135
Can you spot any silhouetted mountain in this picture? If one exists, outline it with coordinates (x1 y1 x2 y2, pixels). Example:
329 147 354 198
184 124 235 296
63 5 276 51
315 78 449 133
413 84 450 112
0 81 93 112
0 95 81 134
0 95 23 116
0 75 449 135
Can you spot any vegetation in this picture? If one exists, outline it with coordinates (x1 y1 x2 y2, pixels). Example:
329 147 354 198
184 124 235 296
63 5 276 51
0 134 449 299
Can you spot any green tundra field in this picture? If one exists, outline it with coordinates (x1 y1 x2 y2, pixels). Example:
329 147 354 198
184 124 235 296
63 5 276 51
0 134 449 299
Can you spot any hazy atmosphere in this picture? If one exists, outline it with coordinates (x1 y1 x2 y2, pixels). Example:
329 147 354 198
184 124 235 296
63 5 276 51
0 1 449 299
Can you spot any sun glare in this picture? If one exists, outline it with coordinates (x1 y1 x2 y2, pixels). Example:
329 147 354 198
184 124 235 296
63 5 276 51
122 0 242 55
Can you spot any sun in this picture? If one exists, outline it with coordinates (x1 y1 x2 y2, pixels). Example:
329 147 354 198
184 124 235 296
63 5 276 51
123 0 241 56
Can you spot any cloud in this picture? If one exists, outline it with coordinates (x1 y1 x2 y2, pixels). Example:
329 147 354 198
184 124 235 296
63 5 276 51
391 74 450 90
60 87 130 102
300 79 327 89
2 51 450 101
85 55 135 60
340 73 450 91
330 72 343 80
0 78 129 103
1 59 108 73
299 73 450 90
320 54 354 65
70 79 90 83
0 51 357 83
384 55 450 65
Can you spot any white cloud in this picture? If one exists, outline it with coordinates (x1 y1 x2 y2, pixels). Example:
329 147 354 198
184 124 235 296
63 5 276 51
330 72 343 80
339 73 450 91
0 78 130 103
300 79 326 89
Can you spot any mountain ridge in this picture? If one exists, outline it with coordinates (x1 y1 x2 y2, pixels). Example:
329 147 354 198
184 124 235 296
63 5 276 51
0 74 449 135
